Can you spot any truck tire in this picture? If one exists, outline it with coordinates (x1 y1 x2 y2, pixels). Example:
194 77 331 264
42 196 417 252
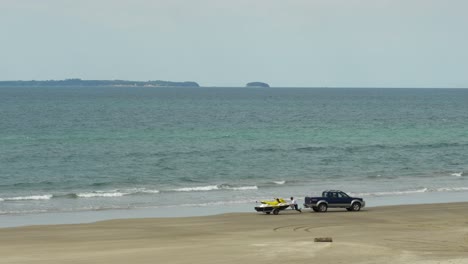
318 203 328 212
351 202 361 211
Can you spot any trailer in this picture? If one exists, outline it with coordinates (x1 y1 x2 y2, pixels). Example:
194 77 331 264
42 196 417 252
254 198 290 215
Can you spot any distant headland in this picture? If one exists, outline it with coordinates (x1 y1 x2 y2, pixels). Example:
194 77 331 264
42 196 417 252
0 79 200 87
245 82 270 88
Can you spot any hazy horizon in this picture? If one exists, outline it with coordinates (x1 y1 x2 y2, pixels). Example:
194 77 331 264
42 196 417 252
1 78 467 89
1 0 467 88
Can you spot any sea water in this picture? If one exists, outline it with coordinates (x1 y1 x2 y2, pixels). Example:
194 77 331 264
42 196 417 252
1 87 467 226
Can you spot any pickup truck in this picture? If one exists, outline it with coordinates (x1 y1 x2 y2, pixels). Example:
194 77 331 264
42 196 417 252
304 190 365 212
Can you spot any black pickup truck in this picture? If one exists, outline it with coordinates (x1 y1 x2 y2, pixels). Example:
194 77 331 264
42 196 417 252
304 190 365 212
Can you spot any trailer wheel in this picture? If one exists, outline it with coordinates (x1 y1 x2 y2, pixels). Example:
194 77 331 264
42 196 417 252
273 208 280 215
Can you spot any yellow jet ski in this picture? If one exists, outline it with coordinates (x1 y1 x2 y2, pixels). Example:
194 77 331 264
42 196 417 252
254 198 290 215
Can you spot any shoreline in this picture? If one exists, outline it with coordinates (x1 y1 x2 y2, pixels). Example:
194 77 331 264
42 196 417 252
1 190 467 228
1 202 468 264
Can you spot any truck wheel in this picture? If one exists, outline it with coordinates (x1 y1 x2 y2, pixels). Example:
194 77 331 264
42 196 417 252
318 203 328 212
351 202 361 211
273 208 279 215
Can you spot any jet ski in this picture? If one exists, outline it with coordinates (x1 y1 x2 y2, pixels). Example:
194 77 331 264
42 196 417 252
254 198 290 215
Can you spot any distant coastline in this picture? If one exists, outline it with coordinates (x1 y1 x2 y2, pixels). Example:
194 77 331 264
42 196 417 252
0 79 200 87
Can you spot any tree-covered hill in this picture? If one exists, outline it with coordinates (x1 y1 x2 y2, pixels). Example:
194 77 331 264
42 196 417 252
0 79 200 87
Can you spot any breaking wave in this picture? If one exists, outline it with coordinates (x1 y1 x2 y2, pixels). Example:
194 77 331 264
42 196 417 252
171 184 258 192
0 184 258 203
352 188 429 197
451 172 464 177
273 180 286 185
60 188 161 198
351 186 468 197
76 192 129 198
0 195 53 201
434 187 468 192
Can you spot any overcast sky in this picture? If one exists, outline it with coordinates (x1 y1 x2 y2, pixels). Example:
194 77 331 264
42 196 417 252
1 0 467 87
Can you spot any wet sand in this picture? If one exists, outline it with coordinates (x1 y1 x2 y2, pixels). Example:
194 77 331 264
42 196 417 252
1 202 468 264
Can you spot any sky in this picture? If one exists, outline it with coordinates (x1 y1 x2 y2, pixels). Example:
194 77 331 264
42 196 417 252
1 0 467 87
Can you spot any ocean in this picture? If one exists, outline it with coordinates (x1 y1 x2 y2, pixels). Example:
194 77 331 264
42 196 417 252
1 87 467 226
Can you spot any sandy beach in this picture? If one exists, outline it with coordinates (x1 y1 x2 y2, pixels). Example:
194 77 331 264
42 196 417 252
1 202 468 264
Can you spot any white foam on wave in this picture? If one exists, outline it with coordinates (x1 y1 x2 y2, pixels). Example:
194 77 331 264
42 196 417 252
273 181 286 185
353 186 468 197
224 186 258 190
124 188 160 194
77 188 160 198
435 187 468 192
77 192 129 198
1 195 53 201
451 172 464 177
173 185 219 192
352 188 429 197
172 185 258 192
139 189 160 194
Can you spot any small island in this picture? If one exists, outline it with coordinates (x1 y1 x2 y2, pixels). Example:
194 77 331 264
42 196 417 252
0 79 200 88
246 82 270 88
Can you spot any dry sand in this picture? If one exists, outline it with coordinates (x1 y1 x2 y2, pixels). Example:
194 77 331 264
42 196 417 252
1 202 468 264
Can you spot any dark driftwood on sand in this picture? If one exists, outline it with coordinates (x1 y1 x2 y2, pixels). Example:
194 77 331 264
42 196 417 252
314 237 333 242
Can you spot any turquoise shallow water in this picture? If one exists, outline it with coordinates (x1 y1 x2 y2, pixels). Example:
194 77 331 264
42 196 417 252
0 87 467 219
